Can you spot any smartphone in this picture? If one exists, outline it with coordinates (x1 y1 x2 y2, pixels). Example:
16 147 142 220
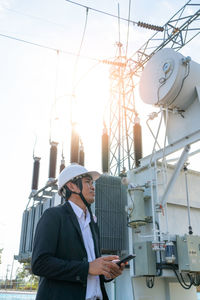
116 254 136 266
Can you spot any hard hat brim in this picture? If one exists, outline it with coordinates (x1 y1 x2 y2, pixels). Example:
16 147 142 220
86 171 101 181
58 169 101 195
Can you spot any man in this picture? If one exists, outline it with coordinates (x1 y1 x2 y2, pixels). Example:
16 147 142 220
31 164 125 300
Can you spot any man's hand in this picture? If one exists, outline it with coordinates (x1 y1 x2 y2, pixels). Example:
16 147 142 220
89 256 125 279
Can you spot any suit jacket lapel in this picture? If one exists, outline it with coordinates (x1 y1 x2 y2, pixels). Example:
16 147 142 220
63 201 85 248
90 221 100 258
63 201 101 258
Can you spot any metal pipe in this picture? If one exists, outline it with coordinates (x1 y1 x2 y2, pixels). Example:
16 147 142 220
162 108 168 169
184 166 193 234
160 145 190 207
151 177 157 243
154 161 163 243
146 118 161 150
128 226 134 278
149 112 163 167
165 148 200 163
139 129 200 169
164 203 170 241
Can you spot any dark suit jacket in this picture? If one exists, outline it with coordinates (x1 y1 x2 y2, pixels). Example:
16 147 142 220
31 201 109 300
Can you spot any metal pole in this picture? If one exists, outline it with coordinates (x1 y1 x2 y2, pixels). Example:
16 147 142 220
184 165 193 234
160 145 190 207
151 177 157 243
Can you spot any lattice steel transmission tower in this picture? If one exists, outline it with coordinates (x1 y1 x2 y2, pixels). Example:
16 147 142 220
109 42 137 176
108 0 200 176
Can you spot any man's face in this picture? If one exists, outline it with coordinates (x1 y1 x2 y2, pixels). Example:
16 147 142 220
82 176 95 204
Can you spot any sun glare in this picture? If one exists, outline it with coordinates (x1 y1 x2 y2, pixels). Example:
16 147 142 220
67 63 110 143
40 57 111 166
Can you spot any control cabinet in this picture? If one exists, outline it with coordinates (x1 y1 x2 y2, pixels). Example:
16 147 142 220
177 235 200 272
134 241 157 276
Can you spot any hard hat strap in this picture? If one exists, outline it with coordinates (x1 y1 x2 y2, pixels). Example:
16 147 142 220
73 178 91 210
62 185 72 200
72 178 83 194
63 178 91 208
62 178 83 201
70 178 96 225
78 192 99 257
72 178 94 214
64 178 98 256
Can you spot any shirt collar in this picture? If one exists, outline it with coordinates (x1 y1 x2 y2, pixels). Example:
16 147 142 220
68 200 89 220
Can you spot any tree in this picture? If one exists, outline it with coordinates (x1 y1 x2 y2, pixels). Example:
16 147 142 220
15 262 39 290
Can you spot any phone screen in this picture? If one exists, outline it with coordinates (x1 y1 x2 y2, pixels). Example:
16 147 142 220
116 254 136 266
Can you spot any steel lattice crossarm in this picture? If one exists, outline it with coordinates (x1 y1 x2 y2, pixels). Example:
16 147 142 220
131 0 200 77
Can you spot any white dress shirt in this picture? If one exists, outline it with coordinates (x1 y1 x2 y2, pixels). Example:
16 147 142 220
69 201 103 300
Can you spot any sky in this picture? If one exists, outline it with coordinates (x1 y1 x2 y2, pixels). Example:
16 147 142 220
0 0 199 279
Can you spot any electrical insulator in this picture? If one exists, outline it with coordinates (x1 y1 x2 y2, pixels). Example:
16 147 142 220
70 122 79 164
137 21 164 32
102 125 109 173
101 60 126 68
79 141 85 166
59 158 65 173
48 141 58 180
31 157 41 191
133 117 142 167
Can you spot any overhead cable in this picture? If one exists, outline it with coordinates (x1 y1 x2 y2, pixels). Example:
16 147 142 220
0 32 129 68
117 3 121 44
125 0 132 57
66 0 164 31
2 7 67 30
66 0 138 25
72 7 89 93
0 32 99 61
77 8 89 59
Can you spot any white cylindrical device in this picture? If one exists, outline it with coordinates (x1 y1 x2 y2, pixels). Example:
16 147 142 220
129 187 146 227
139 48 200 110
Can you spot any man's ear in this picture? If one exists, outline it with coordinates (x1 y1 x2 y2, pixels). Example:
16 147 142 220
66 182 80 193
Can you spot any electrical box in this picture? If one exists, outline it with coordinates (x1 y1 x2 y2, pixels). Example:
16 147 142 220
134 241 157 276
176 235 200 272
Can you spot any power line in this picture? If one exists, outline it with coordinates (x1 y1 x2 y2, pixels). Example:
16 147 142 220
72 7 89 93
0 32 58 51
66 0 138 25
0 31 128 67
118 3 121 44
125 0 132 58
66 0 164 32
2 7 67 30
0 32 99 61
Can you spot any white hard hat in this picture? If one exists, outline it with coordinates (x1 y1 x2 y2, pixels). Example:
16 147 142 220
57 163 101 195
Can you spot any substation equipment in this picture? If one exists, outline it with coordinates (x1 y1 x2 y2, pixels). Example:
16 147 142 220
16 47 200 300
16 0 200 298
125 48 200 300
